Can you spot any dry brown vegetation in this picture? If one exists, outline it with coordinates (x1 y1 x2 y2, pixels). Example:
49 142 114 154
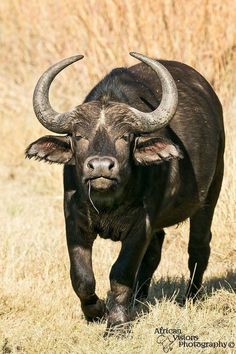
0 1 235 353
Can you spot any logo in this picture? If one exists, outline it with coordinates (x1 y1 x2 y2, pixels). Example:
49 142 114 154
154 326 235 352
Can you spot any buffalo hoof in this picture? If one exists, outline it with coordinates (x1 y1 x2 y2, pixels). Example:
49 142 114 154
135 289 149 302
185 282 203 303
104 305 131 337
82 299 107 322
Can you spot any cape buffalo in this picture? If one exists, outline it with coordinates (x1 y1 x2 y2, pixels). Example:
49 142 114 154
26 52 225 330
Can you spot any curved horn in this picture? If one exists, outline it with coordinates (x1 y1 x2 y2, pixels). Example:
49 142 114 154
33 55 84 134
129 52 178 132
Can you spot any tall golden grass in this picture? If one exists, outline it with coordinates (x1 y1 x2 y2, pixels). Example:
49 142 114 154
0 1 235 353
0 0 236 162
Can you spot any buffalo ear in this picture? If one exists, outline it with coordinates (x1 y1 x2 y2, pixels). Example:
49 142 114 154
25 135 74 164
133 136 183 165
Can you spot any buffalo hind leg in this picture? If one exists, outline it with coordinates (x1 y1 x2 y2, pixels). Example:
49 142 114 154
187 210 213 299
187 163 223 300
135 230 165 301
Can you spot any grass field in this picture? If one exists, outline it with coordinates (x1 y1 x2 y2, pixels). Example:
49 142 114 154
0 1 235 353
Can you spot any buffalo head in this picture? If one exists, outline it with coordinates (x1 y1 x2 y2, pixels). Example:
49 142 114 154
26 53 181 199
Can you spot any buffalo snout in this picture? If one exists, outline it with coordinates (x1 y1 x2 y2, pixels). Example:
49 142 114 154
86 156 116 172
83 156 120 190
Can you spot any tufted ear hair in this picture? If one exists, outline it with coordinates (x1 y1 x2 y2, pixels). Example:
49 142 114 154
25 135 74 164
133 135 183 165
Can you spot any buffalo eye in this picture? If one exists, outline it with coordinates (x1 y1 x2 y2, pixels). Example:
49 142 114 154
120 134 130 142
74 135 83 141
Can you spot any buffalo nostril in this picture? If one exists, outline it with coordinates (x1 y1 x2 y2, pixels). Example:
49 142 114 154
108 160 115 170
87 161 94 170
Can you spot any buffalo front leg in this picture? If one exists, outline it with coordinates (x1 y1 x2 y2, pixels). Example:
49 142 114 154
68 242 106 321
107 222 151 330
64 166 106 320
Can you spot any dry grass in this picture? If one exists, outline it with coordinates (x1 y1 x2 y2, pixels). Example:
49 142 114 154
0 1 235 353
